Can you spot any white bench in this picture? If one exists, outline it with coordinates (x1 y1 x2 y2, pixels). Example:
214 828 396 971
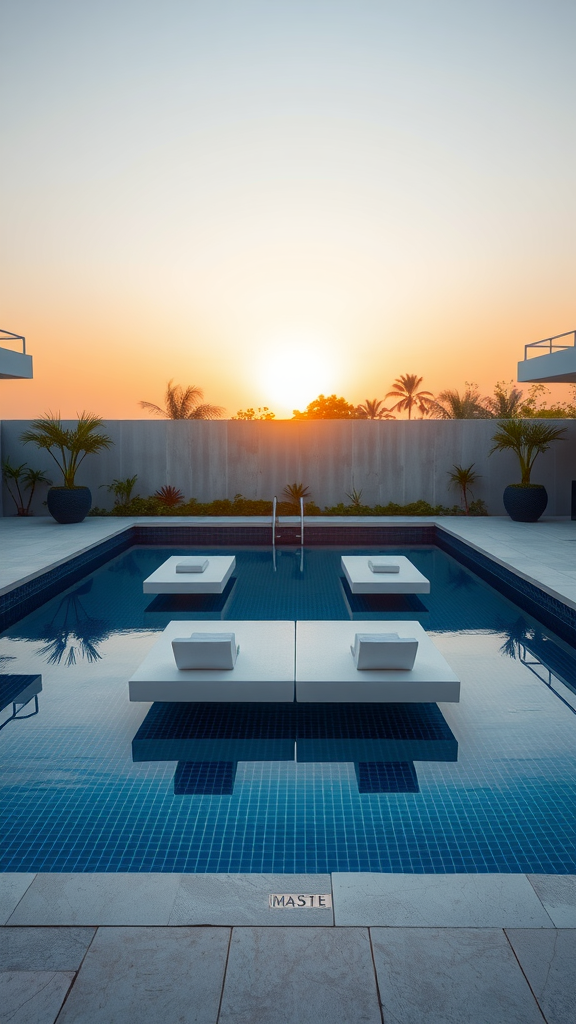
341 555 430 594
143 555 236 595
129 620 295 703
295 621 460 703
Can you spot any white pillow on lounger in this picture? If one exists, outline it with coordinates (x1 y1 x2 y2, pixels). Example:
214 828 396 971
351 632 418 670
172 632 238 670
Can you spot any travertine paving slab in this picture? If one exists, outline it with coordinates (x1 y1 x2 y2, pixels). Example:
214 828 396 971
0 926 95 970
506 929 576 1024
169 874 333 925
1 970 75 1024
332 873 553 926
7 873 182 925
527 874 576 927
0 875 35 925
371 928 543 1024
218 927 381 1024
56 927 229 1024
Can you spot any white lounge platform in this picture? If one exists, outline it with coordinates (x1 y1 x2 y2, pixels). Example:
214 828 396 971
295 621 460 703
341 555 430 594
129 620 295 703
143 555 236 594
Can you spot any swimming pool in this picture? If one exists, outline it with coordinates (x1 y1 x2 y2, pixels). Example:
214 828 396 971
1 545 575 873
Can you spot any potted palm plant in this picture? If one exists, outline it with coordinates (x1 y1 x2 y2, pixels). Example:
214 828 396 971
21 413 113 523
489 420 566 522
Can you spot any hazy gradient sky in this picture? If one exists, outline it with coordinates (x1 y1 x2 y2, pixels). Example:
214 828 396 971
1 0 575 417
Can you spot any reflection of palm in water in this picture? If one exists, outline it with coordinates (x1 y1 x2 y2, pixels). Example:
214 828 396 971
498 615 532 660
35 581 110 665
445 564 477 593
498 615 576 705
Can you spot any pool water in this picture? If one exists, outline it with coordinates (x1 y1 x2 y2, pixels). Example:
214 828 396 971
1 545 575 873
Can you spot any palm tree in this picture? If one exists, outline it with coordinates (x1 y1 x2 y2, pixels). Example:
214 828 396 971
139 380 224 420
447 463 480 514
356 399 395 420
385 374 433 419
484 381 524 418
2 458 51 515
429 385 489 420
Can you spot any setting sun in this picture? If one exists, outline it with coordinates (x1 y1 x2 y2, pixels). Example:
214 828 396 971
257 332 339 415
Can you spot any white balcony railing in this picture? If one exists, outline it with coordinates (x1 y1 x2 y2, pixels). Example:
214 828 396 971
524 330 575 360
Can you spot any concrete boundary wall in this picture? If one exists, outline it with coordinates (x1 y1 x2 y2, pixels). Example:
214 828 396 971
1 419 575 516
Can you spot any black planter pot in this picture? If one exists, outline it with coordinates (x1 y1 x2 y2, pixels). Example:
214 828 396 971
47 486 92 524
503 484 548 523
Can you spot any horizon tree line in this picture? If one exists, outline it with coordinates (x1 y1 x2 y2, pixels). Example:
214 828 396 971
139 378 576 421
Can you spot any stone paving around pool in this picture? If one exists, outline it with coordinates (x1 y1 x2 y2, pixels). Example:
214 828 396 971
2 873 576 1023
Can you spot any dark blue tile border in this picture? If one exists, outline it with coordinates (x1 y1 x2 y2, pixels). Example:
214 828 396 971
1 521 575 644
0 530 133 630
132 524 437 546
436 528 576 645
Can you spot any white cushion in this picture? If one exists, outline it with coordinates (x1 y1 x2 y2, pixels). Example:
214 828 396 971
368 559 400 573
172 632 238 670
175 560 209 573
351 633 418 670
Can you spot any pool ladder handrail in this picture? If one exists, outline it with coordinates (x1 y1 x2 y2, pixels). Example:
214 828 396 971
272 496 278 546
272 494 304 546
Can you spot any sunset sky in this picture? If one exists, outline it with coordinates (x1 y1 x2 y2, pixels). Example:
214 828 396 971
1 0 575 418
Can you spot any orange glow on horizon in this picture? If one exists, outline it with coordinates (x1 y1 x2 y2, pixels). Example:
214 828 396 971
1 4 574 420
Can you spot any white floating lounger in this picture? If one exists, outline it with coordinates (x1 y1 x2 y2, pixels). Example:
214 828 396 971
341 555 430 594
295 621 460 703
143 555 236 595
129 620 295 702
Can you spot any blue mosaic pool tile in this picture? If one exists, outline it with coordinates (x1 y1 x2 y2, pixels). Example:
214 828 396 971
1 543 576 874
174 761 237 795
356 761 419 793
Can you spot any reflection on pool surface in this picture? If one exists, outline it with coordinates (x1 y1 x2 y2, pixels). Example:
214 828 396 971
1 545 575 873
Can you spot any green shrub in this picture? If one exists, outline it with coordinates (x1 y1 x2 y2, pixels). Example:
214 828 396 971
88 491 489 517
323 498 488 516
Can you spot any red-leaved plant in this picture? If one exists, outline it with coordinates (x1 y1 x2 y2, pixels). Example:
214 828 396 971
154 485 184 507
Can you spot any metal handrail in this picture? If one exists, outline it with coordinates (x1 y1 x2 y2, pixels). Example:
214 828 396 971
272 496 277 546
0 328 26 354
524 330 575 359
519 646 576 716
300 497 304 546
